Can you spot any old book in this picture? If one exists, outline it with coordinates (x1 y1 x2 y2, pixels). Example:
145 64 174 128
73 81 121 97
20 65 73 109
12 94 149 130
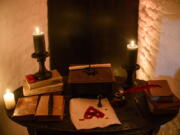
25 70 63 89
147 99 179 114
12 95 64 121
13 96 38 117
147 96 180 109
146 80 174 102
23 81 63 96
35 95 64 120
145 80 180 114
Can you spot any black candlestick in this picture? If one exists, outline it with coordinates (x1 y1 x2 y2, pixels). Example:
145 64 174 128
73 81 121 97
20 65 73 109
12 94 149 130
123 64 140 89
32 52 52 81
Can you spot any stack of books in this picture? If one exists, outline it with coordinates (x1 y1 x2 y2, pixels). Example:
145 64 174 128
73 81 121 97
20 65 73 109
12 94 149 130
13 95 64 121
23 70 63 96
145 80 180 114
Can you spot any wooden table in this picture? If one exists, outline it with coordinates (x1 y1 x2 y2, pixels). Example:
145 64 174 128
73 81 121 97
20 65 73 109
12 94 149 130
6 77 177 135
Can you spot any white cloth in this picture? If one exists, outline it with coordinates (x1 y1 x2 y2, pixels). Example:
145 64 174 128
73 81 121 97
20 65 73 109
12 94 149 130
70 98 121 130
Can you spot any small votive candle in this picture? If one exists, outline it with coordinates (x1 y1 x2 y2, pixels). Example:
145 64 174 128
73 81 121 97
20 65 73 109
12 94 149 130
127 40 138 67
3 90 16 110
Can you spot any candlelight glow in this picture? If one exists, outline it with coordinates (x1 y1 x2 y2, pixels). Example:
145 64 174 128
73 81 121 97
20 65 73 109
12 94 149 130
33 27 43 35
130 40 135 47
3 89 16 110
127 40 137 49
35 27 40 34
4 89 13 99
6 89 10 93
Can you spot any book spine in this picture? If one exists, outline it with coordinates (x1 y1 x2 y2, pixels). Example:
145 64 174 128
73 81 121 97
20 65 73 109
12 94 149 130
23 83 63 96
27 77 62 89
144 89 173 103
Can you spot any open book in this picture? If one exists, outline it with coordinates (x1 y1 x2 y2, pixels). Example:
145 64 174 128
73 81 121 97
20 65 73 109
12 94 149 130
13 95 64 121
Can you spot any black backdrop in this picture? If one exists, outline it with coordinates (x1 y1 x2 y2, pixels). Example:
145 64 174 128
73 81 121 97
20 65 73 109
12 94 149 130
48 0 139 75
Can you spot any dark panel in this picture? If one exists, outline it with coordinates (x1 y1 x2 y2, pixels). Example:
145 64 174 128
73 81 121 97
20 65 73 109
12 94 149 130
48 0 139 75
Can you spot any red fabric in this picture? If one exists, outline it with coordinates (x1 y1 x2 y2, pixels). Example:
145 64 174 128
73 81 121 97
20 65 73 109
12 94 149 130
124 84 161 94
26 75 36 83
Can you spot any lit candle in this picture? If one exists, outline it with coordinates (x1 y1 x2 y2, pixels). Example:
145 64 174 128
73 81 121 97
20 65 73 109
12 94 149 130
127 40 138 67
33 27 46 54
3 90 16 110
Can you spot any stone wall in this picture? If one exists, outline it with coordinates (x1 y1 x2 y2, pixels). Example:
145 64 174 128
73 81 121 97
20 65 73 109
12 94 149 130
138 0 180 135
138 0 180 98
138 0 162 80
0 0 48 135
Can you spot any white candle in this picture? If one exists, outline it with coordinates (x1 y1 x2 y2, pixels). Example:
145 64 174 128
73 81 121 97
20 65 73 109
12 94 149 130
3 90 16 110
126 40 138 67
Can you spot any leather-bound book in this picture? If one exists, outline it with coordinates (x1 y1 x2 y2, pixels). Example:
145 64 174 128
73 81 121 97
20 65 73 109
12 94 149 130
35 95 64 121
146 80 174 102
145 80 180 114
25 70 63 89
12 95 64 121
23 82 63 96
23 70 64 96
13 96 38 119
147 99 180 114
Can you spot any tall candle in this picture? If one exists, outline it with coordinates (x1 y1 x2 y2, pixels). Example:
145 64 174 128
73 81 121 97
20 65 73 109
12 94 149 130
33 27 46 54
127 40 138 67
3 90 16 110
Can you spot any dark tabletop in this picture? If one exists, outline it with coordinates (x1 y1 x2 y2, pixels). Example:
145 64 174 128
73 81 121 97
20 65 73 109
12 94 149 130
6 77 178 134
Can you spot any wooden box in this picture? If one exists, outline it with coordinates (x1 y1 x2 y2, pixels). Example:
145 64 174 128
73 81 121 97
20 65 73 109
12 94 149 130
68 64 115 97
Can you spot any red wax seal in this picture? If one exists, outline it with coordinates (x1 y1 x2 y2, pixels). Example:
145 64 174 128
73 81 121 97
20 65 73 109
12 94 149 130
84 106 105 119
26 75 36 83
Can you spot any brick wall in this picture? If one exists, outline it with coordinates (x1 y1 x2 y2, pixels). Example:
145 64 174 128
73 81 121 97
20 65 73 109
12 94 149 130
0 0 48 135
137 0 162 80
138 0 180 135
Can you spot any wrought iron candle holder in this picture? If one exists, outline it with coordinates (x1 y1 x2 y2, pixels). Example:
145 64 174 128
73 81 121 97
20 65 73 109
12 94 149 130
32 52 52 81
123 64 140 89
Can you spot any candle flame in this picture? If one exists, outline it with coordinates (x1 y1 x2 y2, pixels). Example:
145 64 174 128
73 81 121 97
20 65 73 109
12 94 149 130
130 40 135 47
35 27 40 34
